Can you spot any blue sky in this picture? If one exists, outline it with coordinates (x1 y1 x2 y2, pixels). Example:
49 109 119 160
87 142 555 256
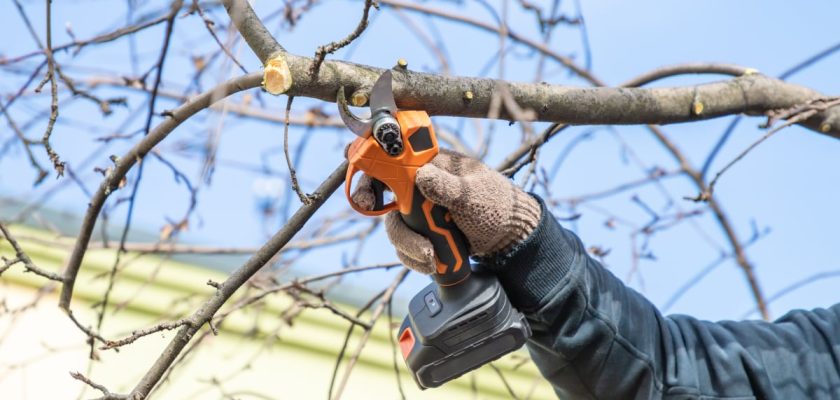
1 0 839 321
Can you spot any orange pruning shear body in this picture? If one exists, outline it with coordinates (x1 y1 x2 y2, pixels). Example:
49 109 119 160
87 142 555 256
338 70 530 390
339 70 470 286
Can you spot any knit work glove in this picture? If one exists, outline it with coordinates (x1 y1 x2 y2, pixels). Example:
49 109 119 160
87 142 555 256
352 149 541 275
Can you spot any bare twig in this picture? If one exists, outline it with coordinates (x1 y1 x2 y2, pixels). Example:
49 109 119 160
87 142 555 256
1 10 174 66
287 284 372 329
386 292 407 399
283 95 312 204
223 262 401 316
4 228 370 255
379 0 603 85
127 162 348 398
742 270 840 319
310 0 378 77
0 100 48 184
490 363 520 400
699 97 840 200
101 319 191 350
41 0 64 177
96 0 184 337
60 72 264 310
190 0 248 73
0 222 64 281
647 125 770 320
70 371 126 400
701 41 840 178
331 268 409 400
620 63 752 87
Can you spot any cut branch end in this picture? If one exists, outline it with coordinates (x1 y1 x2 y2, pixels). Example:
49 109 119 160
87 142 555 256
263 55 292 95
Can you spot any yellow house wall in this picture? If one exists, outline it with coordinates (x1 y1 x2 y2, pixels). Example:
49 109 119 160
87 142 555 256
0 226 555 399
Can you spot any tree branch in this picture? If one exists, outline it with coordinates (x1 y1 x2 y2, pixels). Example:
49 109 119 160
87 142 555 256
0 222 64 281
221 0 284 63
222 0 840 138
287 64 840 138
127 162 348 398
59 72 262 309
310 0 378 77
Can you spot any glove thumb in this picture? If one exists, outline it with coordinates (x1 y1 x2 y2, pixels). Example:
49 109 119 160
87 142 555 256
415 163 465 209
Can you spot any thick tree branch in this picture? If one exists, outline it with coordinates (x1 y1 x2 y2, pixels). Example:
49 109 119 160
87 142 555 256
221 0 284 63
287 64 840 138
218 0 840 138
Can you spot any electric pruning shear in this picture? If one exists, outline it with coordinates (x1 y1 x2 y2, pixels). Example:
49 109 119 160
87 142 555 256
338 70 531 389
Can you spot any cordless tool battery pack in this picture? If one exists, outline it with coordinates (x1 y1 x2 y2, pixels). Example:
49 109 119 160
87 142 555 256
398 272 531 389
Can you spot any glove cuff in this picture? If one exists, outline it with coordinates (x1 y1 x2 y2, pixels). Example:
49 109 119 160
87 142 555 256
490 187 541 255
476 195 577 311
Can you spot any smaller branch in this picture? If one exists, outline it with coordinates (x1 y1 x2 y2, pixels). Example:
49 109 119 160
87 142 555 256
386 294 406 399
0 100 48 184
226 262 401 314
693 97 840 202
283 96 312 204
560 168 679 204
288 284 372 329
379 0 603 86
41 0 64 177
742 270 840 319
0 222 63 281
331 268 409 400
101 319 192 350
517 0 581 31
59 72 263 310
53 67 127 115
391 8 450 74
190 0 248 73
489 363 520 400
0 11 172 66
499 123 567 175
310 0 378 77
65 308 110 345
70 371 126 400
328 287 387 400
620 63 752 88
646 125 770 320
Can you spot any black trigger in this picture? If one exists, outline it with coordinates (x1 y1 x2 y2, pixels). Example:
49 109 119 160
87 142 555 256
370 178 386 211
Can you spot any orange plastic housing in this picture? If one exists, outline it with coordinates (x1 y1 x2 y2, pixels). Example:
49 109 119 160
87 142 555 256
398 326 416 360
345 110 439 216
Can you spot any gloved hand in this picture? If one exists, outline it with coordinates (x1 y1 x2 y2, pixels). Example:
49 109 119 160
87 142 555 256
352 149 541 274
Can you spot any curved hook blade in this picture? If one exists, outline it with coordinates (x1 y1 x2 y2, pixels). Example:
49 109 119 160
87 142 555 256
337 86 372 137
370 70 397 115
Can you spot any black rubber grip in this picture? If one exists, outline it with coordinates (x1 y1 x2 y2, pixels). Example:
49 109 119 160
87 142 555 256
401 187 471 286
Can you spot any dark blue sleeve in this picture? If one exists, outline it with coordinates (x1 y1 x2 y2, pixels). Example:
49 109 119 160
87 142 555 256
478 197 840 399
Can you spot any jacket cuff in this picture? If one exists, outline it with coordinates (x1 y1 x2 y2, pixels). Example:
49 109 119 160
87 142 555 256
475 195 577 311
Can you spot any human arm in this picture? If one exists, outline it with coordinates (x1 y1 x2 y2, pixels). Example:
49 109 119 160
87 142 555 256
480 196 840 399
355 150 840 399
